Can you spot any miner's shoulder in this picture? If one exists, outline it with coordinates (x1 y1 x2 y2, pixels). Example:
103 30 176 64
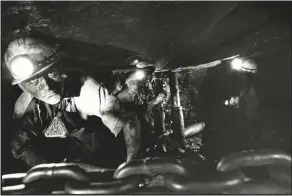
13 91 35 120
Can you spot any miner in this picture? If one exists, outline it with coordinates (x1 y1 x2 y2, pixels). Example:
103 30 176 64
5 37 143 168
224 58 259 118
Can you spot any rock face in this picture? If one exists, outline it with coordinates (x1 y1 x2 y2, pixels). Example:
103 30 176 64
2 2 290 69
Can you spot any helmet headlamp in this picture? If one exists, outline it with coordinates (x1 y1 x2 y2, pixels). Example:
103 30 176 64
231 58 258 74
8 54 59 84
10 56 35 79
4 37 61 85
231 58 244 71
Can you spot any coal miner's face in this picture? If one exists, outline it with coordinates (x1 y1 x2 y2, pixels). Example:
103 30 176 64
19 67 65 105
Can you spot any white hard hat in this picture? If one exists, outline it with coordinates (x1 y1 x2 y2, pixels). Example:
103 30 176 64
4 37 60 85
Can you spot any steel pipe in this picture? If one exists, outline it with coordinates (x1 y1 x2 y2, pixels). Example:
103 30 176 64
168 71 186 147
183 122 205 138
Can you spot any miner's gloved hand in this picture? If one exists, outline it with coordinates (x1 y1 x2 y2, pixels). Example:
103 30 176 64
74 77 119 117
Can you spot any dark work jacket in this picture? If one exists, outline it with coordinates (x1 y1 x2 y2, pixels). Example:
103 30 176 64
11 72 126 167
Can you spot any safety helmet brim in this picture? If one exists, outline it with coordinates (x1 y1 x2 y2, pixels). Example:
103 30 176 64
12 61 56 85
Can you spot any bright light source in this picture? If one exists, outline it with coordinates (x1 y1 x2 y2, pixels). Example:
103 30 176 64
134 70 146 80
136 62 149 68
231 58 244 71
10 56 34 79
224 100 229 105
133 59 139 64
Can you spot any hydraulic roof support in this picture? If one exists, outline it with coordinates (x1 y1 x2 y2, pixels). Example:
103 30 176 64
168 71 186 148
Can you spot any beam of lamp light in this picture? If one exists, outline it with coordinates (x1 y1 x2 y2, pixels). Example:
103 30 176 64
10 56 34 78
231 58 244 71
134 70 146 80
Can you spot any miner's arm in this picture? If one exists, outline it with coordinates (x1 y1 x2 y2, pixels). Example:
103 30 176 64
11 97 47 167
11 114 47 167
121 111 142 161
99 103 142 161
74 76 142 161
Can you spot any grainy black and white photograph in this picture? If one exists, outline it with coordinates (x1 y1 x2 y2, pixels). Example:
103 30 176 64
1 1 291 194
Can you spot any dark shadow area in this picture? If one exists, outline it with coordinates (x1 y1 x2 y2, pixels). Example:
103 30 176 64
197 47 291 161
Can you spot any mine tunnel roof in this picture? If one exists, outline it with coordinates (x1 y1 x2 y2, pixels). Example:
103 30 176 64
1 1 291 75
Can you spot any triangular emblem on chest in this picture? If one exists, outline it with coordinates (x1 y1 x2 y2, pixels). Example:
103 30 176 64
44 117 68 138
